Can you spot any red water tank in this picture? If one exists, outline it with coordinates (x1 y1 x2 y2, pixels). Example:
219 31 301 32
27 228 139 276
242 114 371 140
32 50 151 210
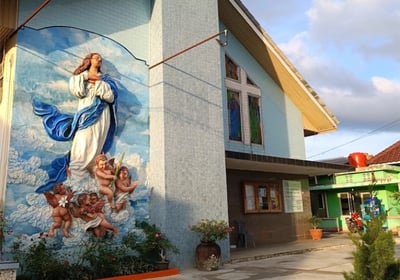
348 152 367 167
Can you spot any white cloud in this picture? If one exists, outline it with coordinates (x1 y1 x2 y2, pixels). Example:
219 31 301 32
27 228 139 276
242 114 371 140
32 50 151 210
307 0 400 63
46 79 69 92
241 1 400 158
372 77 400 94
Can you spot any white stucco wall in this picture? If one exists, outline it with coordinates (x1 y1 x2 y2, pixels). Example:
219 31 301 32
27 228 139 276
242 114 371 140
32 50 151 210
149 0 229 267
221 24 306 159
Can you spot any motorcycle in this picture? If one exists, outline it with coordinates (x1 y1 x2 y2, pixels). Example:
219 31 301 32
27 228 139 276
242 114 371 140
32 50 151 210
345 212 363 233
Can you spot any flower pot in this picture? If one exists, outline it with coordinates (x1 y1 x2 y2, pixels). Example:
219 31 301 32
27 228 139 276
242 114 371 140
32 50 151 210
0 261 19 280
195 242 221 271
154 260 169 271
309 229 323 240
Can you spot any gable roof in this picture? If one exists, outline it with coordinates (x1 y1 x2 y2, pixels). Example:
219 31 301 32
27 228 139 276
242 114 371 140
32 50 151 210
367 140 400 165
218 0 339 136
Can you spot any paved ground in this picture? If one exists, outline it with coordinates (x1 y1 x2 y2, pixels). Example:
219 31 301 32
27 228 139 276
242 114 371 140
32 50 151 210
175 246 354 280
158 232 400 280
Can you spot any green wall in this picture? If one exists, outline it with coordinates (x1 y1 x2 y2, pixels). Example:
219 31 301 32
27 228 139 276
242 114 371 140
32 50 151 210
323 184 400 231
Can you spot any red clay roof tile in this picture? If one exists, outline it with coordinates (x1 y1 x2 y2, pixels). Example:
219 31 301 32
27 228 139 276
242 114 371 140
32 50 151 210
367 140 400 165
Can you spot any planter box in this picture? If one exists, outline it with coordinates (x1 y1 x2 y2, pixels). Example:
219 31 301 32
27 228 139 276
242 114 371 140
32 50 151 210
0 261 19 280
98 268 179 280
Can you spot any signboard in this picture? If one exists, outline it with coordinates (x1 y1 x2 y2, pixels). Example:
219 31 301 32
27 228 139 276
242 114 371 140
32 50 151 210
282 180 303 213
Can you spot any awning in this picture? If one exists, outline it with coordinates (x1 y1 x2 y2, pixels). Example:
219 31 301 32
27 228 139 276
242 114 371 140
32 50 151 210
226 151 353 176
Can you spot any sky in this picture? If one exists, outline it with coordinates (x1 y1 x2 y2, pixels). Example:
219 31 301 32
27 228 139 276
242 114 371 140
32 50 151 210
241 0 400 161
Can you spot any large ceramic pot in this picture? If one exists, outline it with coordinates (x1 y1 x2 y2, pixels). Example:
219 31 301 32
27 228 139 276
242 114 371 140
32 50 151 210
195 242 221 271
309 229 323 240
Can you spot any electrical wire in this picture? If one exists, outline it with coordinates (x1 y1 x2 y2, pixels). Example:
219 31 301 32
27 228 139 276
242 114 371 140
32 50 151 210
308 118 400 158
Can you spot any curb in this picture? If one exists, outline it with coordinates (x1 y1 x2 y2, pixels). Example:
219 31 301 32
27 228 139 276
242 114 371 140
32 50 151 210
98 268 180 280
230 243 351 264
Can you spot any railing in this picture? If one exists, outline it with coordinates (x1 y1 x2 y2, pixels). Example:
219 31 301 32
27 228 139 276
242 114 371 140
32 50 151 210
320 217 340 232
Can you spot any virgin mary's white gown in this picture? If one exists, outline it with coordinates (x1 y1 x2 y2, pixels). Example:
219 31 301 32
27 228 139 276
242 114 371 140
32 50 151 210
69 71 114 179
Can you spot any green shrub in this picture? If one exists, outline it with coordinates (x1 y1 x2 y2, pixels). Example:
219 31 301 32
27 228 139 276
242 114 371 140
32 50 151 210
13 238 85 280
123 221 179 263
343 212 399 280
13 221 178 279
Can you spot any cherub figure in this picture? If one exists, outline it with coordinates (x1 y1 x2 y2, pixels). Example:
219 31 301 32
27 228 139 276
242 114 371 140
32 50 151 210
95 154 117 208
70 193 118 237
89 192 105 213
43 183 75 238
114 166 138 212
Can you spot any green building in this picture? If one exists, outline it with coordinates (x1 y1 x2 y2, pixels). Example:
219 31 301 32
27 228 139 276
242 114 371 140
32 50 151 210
310 144 400 233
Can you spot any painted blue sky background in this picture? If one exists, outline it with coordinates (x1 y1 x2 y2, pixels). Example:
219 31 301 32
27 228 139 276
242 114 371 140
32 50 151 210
5 27 150 252
242 0 400 160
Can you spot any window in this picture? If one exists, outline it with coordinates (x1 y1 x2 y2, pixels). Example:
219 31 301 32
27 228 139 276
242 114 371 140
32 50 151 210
225 55 262 145
242 182 282 213
225 55 239 80
227 90 242 141
317 193 325 209
339 193 350 215
316 192 327 217
339 191 370 215
248 95 262 144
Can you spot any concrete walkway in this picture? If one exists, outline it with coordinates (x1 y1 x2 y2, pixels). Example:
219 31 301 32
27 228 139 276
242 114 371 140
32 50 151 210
157 232 400 279
230 232 353 263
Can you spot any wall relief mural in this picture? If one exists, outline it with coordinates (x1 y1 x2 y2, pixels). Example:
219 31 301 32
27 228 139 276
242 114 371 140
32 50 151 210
4 26 149 256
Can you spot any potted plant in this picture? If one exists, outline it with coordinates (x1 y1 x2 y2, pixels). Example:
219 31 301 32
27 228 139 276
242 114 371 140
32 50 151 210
133 221 179 270
189 219 234 243
189 219 233 271
308 216 323 240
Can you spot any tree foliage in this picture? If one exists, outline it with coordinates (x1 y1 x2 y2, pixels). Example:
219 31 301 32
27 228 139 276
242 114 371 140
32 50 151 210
343 212 399 280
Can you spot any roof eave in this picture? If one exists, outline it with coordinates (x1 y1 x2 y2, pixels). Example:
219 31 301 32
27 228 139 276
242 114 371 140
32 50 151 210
226 151 353 176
